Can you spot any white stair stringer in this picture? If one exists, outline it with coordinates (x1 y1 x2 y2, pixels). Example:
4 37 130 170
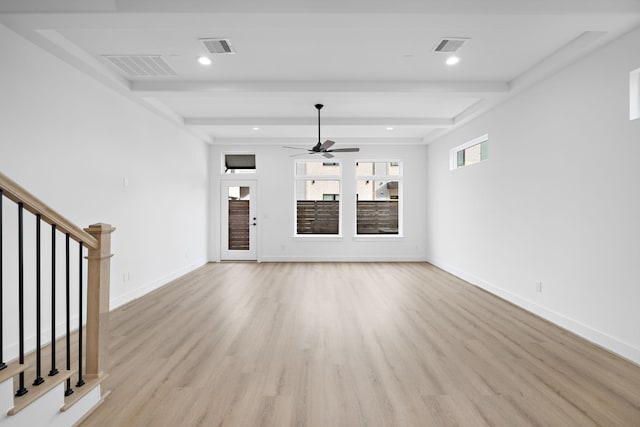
0 380 12 419
0 375 100 427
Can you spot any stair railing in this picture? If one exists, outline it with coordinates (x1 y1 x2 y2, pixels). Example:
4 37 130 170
0 171 113 402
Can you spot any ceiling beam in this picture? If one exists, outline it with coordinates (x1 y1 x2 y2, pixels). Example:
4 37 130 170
133 81 509 95
184 117 454 127
213 137 425 145
2 1 639 15
509 31 607 95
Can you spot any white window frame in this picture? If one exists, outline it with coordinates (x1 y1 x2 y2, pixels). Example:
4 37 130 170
630 68 640 121
354 160 403 239
293 160 343 238
450 134 488 170
221 152 257 175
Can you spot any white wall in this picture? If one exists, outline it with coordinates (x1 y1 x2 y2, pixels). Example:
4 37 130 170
0 23 209 360
210 143 428 262
426 26 640 364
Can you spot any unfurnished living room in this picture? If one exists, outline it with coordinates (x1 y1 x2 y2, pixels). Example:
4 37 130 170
1 0 640 426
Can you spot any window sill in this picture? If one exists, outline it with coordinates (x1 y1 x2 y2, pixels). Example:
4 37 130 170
353 235 404 241
292 235 343 242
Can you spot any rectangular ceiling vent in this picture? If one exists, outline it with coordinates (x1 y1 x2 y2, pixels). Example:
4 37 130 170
434 38 469 53
200 38 235 54
103 55 177 77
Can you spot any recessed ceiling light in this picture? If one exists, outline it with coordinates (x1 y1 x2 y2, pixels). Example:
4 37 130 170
197 56 212 66
386 127 394 130
446 56 460 66
252 127 260 131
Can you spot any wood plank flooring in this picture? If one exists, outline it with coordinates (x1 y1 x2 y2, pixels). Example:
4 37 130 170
81 262 640 426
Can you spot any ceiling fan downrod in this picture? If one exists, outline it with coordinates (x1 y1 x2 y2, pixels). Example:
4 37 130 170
314 104 323 151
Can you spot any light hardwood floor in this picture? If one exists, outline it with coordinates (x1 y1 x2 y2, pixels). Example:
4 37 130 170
81 262 640 426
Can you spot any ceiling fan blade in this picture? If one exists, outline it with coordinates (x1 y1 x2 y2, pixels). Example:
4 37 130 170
321 140 335 150
328 148 360 153
322 153 335 159
289 152 311 157
283 146 310 151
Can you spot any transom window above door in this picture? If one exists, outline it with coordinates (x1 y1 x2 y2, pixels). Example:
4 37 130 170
223 154 256 174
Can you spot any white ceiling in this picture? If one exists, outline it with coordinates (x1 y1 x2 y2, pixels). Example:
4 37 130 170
1 0 639 145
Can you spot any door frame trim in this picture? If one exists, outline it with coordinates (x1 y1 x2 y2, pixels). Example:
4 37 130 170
220 179 258 261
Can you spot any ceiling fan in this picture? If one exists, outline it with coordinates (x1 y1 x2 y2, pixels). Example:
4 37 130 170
284 104 360 158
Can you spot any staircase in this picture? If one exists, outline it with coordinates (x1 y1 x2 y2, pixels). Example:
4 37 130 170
0 173 114 426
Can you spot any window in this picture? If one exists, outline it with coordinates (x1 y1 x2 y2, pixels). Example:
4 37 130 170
223 154 256 174
227 186 250 250
631 68 640 121
450 134 488 170
356 161 401 235
295 161 341 235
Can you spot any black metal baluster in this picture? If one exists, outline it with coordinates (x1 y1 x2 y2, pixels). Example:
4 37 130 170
15 203 27 396
33 214 44 385
64 234 73 396
76 242 85 387
49 224 58 377
0 190 6 371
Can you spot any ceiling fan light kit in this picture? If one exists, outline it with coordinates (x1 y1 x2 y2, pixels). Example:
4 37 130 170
284 104 360 158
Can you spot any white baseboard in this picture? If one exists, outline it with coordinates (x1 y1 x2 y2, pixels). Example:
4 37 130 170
3 316 81 363
4 258 207 360
3 259 208 361
110 258 208 310
427 257 640 366
259 255 428 262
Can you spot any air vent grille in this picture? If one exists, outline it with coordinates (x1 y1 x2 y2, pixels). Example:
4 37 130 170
103 55 177 77
200 38 235 54
434 38 469 53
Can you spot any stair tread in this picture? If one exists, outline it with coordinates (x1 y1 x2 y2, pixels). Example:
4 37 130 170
0 363 30 384
61 373 108 412
8 369 75 416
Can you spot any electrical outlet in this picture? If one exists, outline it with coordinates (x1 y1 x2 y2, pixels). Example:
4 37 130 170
536 281 543 292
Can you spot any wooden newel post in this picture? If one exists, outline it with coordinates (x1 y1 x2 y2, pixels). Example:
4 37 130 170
84 223 115 386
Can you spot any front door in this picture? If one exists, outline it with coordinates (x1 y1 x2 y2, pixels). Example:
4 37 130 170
221 181 257 260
